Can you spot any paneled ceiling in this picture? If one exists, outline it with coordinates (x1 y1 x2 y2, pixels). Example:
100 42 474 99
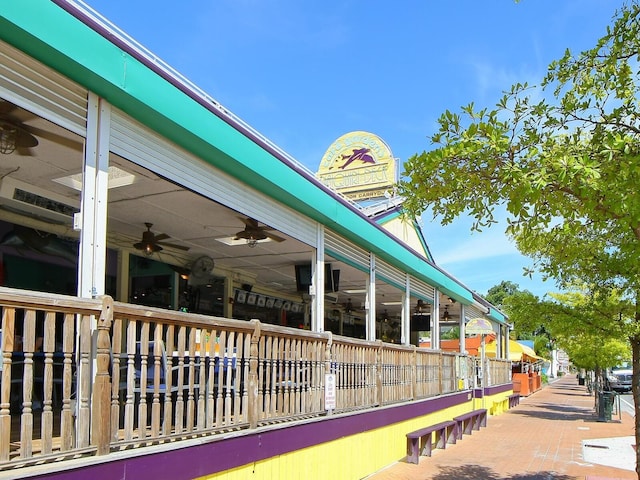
0 97 430 322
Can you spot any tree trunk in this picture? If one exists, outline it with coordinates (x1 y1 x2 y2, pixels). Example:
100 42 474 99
631 334 640 479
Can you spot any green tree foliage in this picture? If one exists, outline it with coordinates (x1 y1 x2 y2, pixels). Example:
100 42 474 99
484 281 522 310
398 3 640 475
504 286 631 370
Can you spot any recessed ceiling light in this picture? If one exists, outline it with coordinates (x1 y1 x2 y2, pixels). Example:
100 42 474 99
344 289 367 294
215 236 273 246
53 166 136 191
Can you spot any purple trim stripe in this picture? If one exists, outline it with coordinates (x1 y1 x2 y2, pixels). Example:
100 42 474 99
37 392 469 480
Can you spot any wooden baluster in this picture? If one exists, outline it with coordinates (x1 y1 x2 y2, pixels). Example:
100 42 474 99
312 341 321 413
236 333 250 423
0 307 16 461
92 296 113 455
196 328 208 430
123 320 136 441
20 309 35 458
110 316 122 442
223 331 234 424
162 325 174 436
292 339 300 415
60 312 75 451
77 313 92 448
256 334 266 421
41 311 55 454
300 341 307 414
206 329 216 429
185 326 196 432
150 326 162 437
214 331 225 426
137 323 149 439
267 336 276 418
174 326 186 434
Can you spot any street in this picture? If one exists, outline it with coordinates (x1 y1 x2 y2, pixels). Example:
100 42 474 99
619 392 634 417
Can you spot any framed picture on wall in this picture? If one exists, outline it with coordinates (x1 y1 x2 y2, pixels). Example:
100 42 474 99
246 293 257 305
257 295 266 307
235 290 247 304
266 297 275 308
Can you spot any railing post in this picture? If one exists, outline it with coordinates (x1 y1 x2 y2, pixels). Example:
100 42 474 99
92 295 113 455
323 332 333 413
247 319 261 429
411 345 417 400
376 340 383 406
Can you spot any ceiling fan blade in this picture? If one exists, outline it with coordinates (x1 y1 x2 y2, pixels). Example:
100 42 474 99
15 127 38 148
157 241 189 251
154 233 170 242
240 217 259 228
23 125 83 151
265 231 285 242
14 145 36 156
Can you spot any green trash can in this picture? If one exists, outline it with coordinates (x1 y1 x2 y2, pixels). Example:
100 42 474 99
598 391 615 422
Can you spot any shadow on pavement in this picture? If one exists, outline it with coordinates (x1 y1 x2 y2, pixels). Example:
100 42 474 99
430 464 574 480
508 400 596 422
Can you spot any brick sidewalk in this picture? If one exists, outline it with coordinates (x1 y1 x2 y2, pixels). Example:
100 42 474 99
368 376 637 480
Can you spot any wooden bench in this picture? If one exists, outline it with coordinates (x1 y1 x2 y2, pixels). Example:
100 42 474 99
453 408 487 440
406 420 457 464
508 393 520 408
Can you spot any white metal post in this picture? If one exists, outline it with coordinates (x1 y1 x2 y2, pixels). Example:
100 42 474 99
312 224 325 332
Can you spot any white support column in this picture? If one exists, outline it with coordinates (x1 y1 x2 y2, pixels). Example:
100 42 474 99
366 254 376 341
402 274 410 345
77 92 110 300
75 93 110 445
459 304 466 354
432 290 440 349
312 224 325 332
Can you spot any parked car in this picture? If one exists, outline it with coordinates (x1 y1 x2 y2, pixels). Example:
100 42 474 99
608 367 633 392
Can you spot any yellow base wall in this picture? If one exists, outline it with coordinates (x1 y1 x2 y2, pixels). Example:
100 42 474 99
196 397 507 480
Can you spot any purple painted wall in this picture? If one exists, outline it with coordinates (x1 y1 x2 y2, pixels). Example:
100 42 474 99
37 391 473 480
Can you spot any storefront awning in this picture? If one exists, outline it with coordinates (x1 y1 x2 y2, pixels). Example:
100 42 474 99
485 339 545 362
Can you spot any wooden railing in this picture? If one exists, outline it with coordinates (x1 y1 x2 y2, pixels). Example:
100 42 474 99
0 288 510 471
487 357 512 387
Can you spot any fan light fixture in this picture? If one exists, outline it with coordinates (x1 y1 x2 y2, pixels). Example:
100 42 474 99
134 223 163 256
415 299 427 314
0 121 18 154
442 305 451 320
345 298 353 314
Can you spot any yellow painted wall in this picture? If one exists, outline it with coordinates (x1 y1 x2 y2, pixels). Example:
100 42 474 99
380 217 428 258
195 400 501 480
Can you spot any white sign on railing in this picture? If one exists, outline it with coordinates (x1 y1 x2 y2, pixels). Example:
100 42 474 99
325 373 336 410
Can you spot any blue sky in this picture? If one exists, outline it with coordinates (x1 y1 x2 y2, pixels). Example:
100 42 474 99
83 0 624 299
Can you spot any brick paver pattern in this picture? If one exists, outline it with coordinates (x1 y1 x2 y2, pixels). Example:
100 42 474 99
368 375 637 480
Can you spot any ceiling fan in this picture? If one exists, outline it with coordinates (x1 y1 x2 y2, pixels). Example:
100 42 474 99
0 100 38 155
234 217 285 246
441 305 459 321
0 99 83 155
133 222 189 255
